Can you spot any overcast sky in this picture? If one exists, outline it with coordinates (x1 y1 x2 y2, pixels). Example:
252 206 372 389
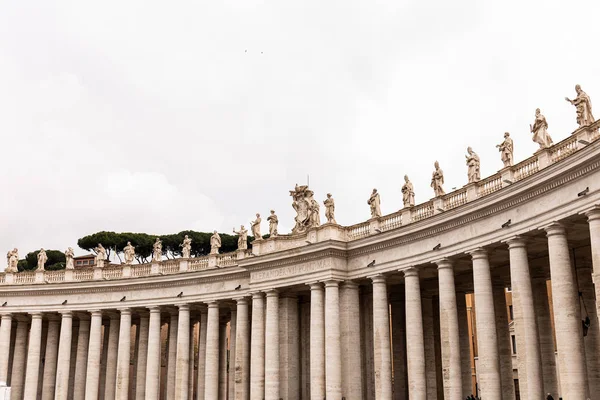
1 0 599 266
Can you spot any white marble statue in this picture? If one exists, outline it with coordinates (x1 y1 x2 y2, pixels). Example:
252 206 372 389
251 214 262 240
496 132 514 167
123 242 136 264
290 184 320 234
431 161 445 197
36 249 48 271
402 175 415 207
180 235 192 258
152 238 162 262
210 231 222 254
95 244 107 265
65 247 75 270
324 193 336 224
6 248 18 273
267 210 278 237
530 108 553 149
466 147 481 183
565 85 595 127
368 188 382 218
309 192 321 227
233 226 248 250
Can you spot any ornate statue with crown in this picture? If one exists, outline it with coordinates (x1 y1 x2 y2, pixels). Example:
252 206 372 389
290 183 319 234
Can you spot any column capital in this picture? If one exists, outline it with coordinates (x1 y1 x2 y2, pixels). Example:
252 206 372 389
207 301 219 309
544 221 566 237
323 279 342 288
0 313 12 320
250 291 264 300
307 282 324 291
402 267 419 278
503 235 528 248
29 312 43 319
118 308 132 315
582 205 600 221
265 289 279 297
435 258 453 270
178 303 190 311
369 274 387 284
341 280 360 289
233 296 250 305
59 310 73 318
147 306 161 314
468 247 489 260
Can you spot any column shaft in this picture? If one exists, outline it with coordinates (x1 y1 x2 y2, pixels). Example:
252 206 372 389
323 282 342 398
218 322 228 399
10 317 29 400
104 316 120 400
422 295 438 400
145 307 162 400
341 282 363 400
55 312 74 400
250 293 265 400
586 209 600 347
456 293 473 397
23 313 43 399
309 283 325 398
197 311 208 400
235 298 251 400
115 309 132 399
166 312 178 400
371 275 392 400
175 305 191 400
135 314 150 400
85 311 103 400
204 302 220 399
278 295 299 400
471 249 502 399
532 277 559 397
492 282 515 400
42 316 60 400
0 315 12 385
546 223 589 398
264 290 280 400
228 308 237 400
404 268 426 399
74 315 91 400
437 261 462 400
391 294 407 400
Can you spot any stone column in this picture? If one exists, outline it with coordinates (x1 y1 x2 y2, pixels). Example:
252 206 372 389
136 312 150 400
577 265 600 395
55 311 74 400
41 315 60 400
218 321 228 399
546 222 589 398
204 302 220 399
456 293 472 397
228 306 237 400
422 295 438 400
74 314 91 400
391 292 407 400
340 281 363 400
187 321 196 400
506 237 543 399
586 208 600 332
175 304 191 400
84 310 103 400
278 294 299 400
116 308 132 399
145 306 162 400
250 293 265 400
404 267 426 399
370 274 392 400
104 314 120 400
436 259 462 400
309 282 325 399
11 315 29 400
492 282 515 400
197 310 208 400
234 297 250 400
264 290 280 400
532 276 559 397
470 248 502 399
166 310 178 400
0 314 12 385
322 281 342 398
23 312 43 399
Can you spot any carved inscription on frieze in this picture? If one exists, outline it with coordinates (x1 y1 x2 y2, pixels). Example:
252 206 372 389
252 258 331 282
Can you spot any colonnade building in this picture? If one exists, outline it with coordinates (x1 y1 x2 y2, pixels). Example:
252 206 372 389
1 121 600 400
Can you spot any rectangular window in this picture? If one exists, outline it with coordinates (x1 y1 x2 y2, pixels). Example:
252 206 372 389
82 260 89 265
76 261 82 265
511 335 517 354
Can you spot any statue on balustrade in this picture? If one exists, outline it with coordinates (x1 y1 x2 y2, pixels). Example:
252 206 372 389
496 132 514 167
210 231 221 254
36 249 48 271
368 188 382 218
95 243 107 265
267 210 278 236
530 108 553 149
123 242 136 264
402 175 415 207
65 247 75 270
290 184 320 234
152 238 162 262
431 161 445 197
565 84 595 127
6 248 18 273
251 213 262 240
180 235 192 258
233 226 248 250
466 147 481 183
324 193 337 224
